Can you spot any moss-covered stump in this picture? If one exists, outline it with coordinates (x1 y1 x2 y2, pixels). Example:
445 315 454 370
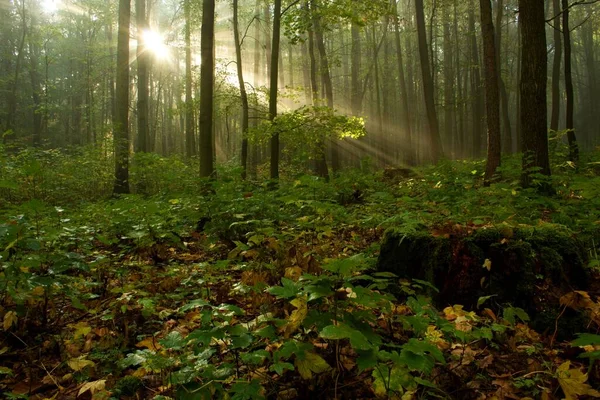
377 223 591 335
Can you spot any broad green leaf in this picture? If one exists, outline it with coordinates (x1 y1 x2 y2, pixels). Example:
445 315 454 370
319 324 371 350
295 351 330 379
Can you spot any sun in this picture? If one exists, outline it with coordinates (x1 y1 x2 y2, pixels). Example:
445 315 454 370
41 0 59 13
142 30 170 60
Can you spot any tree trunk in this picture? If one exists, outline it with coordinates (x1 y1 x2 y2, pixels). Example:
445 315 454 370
136 0 150 153
184 0 196 157
495 0 512 154
113 0 131 194
233 0 250 179
269 0 282 180
415 0 443 163
351 20 362 116
519 0 551 189
199 0 216 178
480 0 501 184
393 0 415 165
561 0 579 163
549 0 561 133
468 3 483 158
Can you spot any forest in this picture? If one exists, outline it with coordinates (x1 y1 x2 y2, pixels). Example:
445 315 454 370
1 0 600 398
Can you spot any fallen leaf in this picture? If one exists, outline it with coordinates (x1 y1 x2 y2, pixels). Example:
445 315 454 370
3 311 17 331
67 357 95 372
136 337 162 351
280 296 308 338
557 361 600 400
78 379 106 396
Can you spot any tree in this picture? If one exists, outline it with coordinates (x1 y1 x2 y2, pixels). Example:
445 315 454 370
184 0 196 158
519 0 551 189
561 0 579 163
233 0 249 179
415 0 443 163
199 0 215 178
113 0 131 195
550 0 562 133
480 0 501 184
136 0 150 153
269 0 282 180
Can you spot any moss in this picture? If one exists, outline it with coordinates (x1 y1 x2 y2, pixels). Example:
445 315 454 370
114 376 143 396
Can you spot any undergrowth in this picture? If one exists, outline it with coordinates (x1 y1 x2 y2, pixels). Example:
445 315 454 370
0 145 599 399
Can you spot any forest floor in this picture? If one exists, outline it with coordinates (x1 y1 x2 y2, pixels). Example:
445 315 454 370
1 149 600 399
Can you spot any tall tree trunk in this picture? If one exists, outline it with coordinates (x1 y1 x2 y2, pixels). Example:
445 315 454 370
312 1 338 173
561 0 579 163
393 0 415 165
306 2 328 179
199 0 215 177
443 20 454 157
468 3 483 158
113 0 131 194
233 0 250 179
480 0 501 184
550 0 561 133
495 0 512 154
520 0 551 189
415 0 443 162
136 0 150 153
28 30 42 147
4 0 27 145
351 20 362 116
184 0 196 157
269 0 282 180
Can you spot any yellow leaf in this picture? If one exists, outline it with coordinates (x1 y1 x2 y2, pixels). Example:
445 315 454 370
280 296 308 338
557 361 600 400
3 311 17 331
78 379 106 397
284 267 302 281
69 322 92 340
136 337 162 351
295 351 330 380
67 357 95 372
483 259 492 271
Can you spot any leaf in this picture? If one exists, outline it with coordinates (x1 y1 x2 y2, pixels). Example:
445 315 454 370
0 366 13 376
67 357 95 372
78 379 106 396
230 379 265 400
280 296 308 338
482 259 492 271
3 311 17 331
477 295 497 309
136 337 162 351
70 322 92 340
268 278 300 299
321 254 366 277
295 351 330 379
571 333 600 347
269 361 294 375
319 324 371 350
557 361 600 400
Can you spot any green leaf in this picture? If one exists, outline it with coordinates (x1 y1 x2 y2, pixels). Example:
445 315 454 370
319 324 372 350
356 348 378 371
321 254 367 277
267 278 300 299
160 331 185 350
241 350 270 365
295 351 330 379
571 333 600 347
270 362 294 375
230 379 265 400
476 295 497 309
179 299 211 312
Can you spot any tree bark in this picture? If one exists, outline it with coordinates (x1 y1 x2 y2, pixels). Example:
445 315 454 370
561 0 579 163
184 0 196 157
113 0 131 194
136 0 150 153
519 0 551 189
199 0 216 178
480 0 501 184
269 0 282 180
550 0 562 133
233 0 250 179
415 0 443 163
